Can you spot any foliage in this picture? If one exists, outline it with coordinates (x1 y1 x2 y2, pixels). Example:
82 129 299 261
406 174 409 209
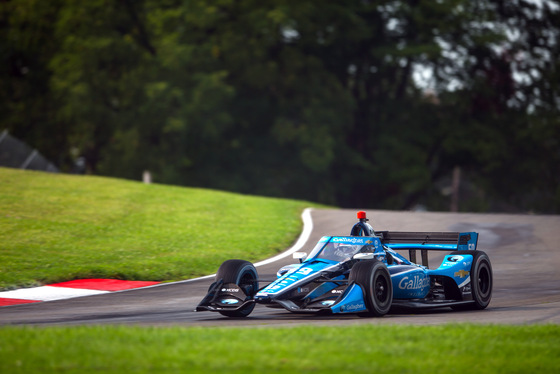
1 0 558 212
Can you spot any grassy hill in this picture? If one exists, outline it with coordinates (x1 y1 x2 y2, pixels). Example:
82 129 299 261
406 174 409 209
0 167 322 290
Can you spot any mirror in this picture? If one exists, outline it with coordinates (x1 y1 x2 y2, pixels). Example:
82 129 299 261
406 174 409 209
292 252 307 263
353 252 374 260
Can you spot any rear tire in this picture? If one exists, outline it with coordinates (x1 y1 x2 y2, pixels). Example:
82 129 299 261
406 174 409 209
349 260 393 317
450 251 493 310
216 259 258 317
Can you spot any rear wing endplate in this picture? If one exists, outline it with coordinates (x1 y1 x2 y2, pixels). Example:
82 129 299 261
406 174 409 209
377 231 478 267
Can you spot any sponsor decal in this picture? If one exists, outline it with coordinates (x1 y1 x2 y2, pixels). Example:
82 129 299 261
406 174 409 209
447 256 463 263
398 275 430 290
331 289 344 294
321 300 336 306
454 270 470 278
220 299 239 305
221 288 240 293
341 303 365 312
332 237 367 244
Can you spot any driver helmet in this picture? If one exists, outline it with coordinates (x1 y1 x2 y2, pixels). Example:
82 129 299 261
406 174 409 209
334 244 355 258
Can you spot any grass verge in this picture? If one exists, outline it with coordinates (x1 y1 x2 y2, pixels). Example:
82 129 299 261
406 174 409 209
0 167 323 289
0 324 558 373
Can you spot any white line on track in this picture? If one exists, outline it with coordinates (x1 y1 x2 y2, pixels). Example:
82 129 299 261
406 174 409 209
254 207 313 267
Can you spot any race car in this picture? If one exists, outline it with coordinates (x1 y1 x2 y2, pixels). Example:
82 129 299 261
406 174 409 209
196 211 493 317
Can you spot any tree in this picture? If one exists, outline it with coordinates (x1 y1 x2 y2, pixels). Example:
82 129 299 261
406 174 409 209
0 0 70 166
2 0 558 212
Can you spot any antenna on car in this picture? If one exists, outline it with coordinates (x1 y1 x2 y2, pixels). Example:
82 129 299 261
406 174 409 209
357 211 368 221
350 211 376 236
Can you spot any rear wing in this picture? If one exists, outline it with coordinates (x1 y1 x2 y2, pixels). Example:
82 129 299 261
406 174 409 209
377 231 478 267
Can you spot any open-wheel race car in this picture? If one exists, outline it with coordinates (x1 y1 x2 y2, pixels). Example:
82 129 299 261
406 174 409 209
196 211 493 317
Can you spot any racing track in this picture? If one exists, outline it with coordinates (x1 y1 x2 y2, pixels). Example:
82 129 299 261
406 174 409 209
1 209 559 326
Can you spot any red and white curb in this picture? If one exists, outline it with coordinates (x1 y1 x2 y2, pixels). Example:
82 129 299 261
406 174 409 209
0 207 314 308
0 279 160 307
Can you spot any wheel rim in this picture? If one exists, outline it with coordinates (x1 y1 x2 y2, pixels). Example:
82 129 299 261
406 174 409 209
239 271 257 296
374 274 389 304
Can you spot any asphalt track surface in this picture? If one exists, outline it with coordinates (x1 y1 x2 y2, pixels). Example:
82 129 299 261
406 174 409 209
1 209 559 326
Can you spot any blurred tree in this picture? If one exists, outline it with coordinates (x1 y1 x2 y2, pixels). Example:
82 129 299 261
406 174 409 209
0 0 69 166
1 0 558 212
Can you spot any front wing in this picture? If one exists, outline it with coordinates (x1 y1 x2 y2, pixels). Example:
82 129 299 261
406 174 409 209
196 276 371 315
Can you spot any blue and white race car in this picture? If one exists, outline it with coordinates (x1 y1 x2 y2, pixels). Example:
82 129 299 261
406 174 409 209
196 211 493 317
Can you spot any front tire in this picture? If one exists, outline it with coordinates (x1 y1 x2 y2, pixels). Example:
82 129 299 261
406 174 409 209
216 259 258 317
349 260 393 317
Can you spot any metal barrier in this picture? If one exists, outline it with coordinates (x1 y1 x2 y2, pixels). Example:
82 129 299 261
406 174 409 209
0 130 58 172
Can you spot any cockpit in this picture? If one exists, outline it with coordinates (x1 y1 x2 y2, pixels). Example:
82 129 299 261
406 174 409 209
307 236 378 262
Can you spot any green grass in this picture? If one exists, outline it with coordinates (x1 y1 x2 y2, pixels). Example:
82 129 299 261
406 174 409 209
0 167 323 289
0 324 558 373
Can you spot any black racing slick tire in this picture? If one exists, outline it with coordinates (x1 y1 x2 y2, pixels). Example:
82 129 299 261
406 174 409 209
349 260 393 317
216 259 258 317
450 250 493 310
